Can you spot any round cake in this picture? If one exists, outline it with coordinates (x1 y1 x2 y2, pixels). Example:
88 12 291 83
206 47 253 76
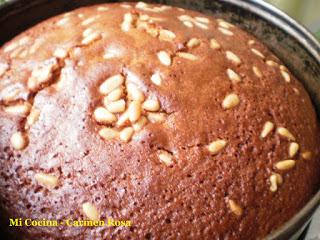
0 2 319 239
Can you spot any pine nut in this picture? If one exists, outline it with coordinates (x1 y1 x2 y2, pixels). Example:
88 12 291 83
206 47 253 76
288 142 299 158
142 99 160 112
97 6 109 11
222 93 240 110
25 107 40 129
10 132 28 150
151 72 162 86
82 202 99 220
83 28 94 37
158 150 173 166
56 17 69 26
187 38 201 48
251 48 265 59
252 66 262 78
183 21 193 28
228 200 243 216
208 140 227 155
53 48 68 58
195 17 209 24
248 40 255 45
227 69 241 83
121 13 135 32
0 62 9 77
280 70 290 83
105 87 123 102
120 127 134 142
276 127 296 141
218 20 233 29
159 29 176 41
133 116 148 131
81 32 101 45
35 173 58 188
301 151 312 160
275 160 295 170
269 173 282 192
99 74 124 95
128 101 141 123
106 99 126 113
226 51 241 65
147 112 165 123
279 65 287 71
176 52 198 61
157 51 172 66
81 16 97 26
266 60 278 67
194 21 208 29
210 38 221 50
127 83 145 102
4 102 31 117
4 41 19 53
93 107 116 124
98 127 119 140
260 121 274 138
116 111 129 127
218 27 233 36
178 15 193 22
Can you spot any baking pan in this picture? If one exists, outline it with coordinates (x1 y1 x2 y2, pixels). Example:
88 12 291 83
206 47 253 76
0 0 319 239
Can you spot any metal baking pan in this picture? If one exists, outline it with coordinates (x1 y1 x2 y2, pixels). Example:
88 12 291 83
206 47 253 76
0 0 319 239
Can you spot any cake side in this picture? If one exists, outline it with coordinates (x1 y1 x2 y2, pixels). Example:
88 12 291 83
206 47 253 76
0 2 319 239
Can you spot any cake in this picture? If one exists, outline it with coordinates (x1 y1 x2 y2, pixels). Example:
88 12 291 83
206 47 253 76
0 2 319 239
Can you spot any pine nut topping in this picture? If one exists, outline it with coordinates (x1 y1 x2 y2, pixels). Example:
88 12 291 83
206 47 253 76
53 48 68 59
269 173 283 192
194 21 208 29
99 74 124 95
218 27 234 36
157 51 172 66
4 41 19 53
252 66 262 78
280 70 290 83
275 160 296 170
218 20 233 29
266 60 278 67
176 52 198 61
81 32 101 45
147 112 165 123
279 65 287 71
159 29 176 41
195 17 209 24
178 15 193 22
93 107 116 124
187 38 201 48
183 21 193 28
260 121 274 138
98 127 119 140
226 51 241 65
301 151 312 160
25 107 40 129
210 38 221 50
142 99 160 112
289 142 299 158
82 202 99 220
222 93 240 109
35 173 58 188
251 48 265 59
106 99 126 113
0 62 9 77
10 132 28 150
120 127 134 142
227 69 241 83
158 150 173 166
248 40 255 45
121 13 136 32
28 58 59 91
105 87 123 102
4 102 31 117
127 83 145 102
276 127 296 141
128 101 142 123
97 6 109 11
228 200 243 216
208 140 227 155
81 16 97 26
116 111 129 127
133 116 148 131
151 72 162 86
83 28 94 37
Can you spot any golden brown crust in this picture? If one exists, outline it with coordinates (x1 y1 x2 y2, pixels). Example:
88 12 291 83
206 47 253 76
0 2 319 239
